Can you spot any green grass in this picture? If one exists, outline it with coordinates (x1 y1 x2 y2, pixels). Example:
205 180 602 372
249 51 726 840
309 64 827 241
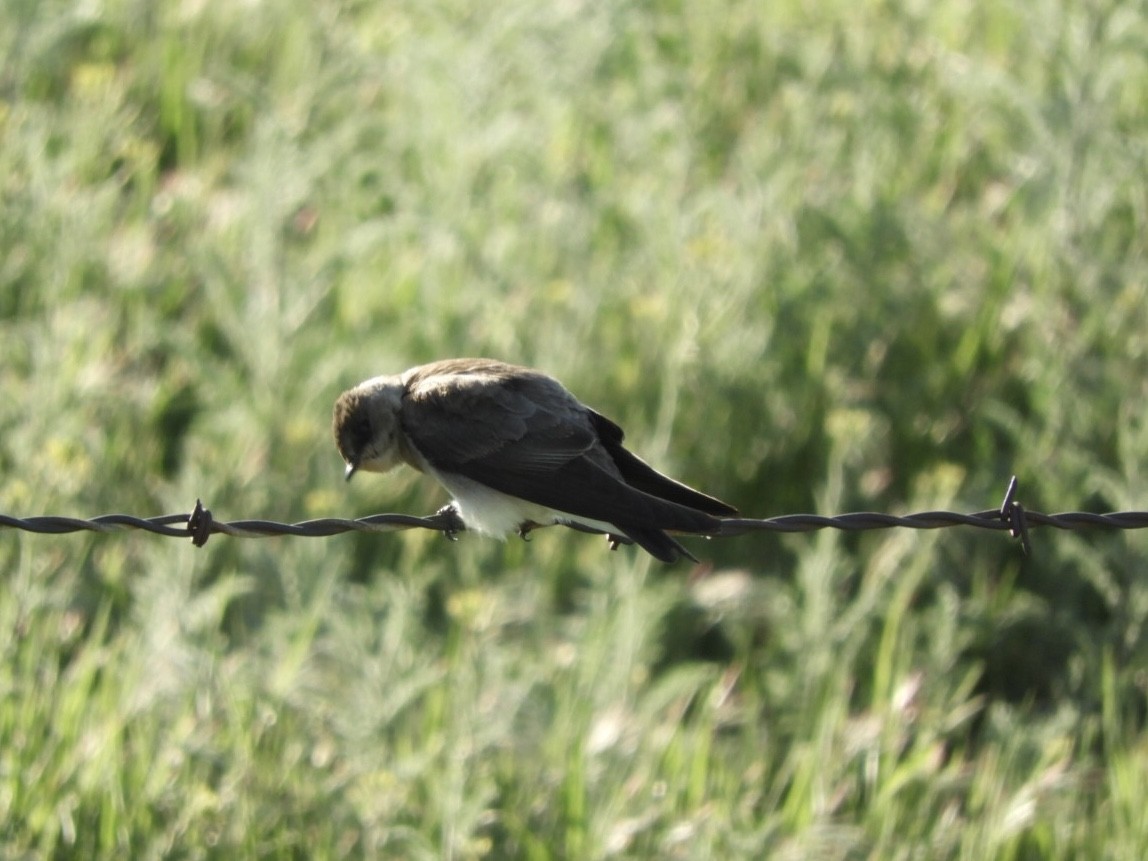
3 0 1148 856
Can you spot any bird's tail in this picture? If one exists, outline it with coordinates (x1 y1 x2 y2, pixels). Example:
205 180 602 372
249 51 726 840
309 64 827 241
565 521 700 563
620 526 700 563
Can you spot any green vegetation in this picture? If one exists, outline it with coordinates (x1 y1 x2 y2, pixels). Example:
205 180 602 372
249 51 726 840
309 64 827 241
3 0 1148 856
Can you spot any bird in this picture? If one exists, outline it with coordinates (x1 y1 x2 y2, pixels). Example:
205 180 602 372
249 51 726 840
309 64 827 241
332 358 737 562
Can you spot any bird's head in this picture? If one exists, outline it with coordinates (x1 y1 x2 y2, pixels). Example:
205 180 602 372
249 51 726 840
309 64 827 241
332 377 406 480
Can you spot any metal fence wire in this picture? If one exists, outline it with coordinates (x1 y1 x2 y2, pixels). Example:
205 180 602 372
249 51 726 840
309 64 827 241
3 478 1147 555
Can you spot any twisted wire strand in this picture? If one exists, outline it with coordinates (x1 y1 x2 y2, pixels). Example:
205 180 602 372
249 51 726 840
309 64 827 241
715 510 1148 533
0 507 460 546
2 479 1145 552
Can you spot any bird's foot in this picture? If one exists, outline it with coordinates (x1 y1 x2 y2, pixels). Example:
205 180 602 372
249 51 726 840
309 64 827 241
516 521 539 542
433 503 465 541
606 533 633 552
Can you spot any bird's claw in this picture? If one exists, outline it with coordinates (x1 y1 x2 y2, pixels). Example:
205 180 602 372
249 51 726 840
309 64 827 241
433 504 465 542
516 521 538 542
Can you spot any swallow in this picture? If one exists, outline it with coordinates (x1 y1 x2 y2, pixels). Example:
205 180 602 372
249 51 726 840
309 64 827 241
332 358 736 562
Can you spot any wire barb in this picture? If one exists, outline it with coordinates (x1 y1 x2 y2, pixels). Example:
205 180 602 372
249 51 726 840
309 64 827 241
998 476 1032 554
188 499 213 547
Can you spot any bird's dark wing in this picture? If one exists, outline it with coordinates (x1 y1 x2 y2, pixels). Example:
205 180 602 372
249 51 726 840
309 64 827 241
401 363 599 470
400 366 723 537
587 410 738 517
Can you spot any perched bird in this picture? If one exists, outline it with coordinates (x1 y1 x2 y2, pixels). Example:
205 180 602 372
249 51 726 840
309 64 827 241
332 358 736 562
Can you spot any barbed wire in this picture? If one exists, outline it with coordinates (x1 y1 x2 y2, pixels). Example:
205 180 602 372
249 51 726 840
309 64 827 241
2 478 1147 555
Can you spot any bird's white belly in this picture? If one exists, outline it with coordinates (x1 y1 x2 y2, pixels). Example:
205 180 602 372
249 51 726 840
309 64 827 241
431 470 617 538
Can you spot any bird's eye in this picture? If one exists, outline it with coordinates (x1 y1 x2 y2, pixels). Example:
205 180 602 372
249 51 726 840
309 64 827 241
339 413 372 457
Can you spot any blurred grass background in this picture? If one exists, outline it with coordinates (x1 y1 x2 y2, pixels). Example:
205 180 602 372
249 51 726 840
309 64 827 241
3 0 1148 857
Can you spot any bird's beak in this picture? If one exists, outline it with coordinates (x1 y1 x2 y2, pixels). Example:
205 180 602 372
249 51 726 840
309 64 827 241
344 462 358 482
